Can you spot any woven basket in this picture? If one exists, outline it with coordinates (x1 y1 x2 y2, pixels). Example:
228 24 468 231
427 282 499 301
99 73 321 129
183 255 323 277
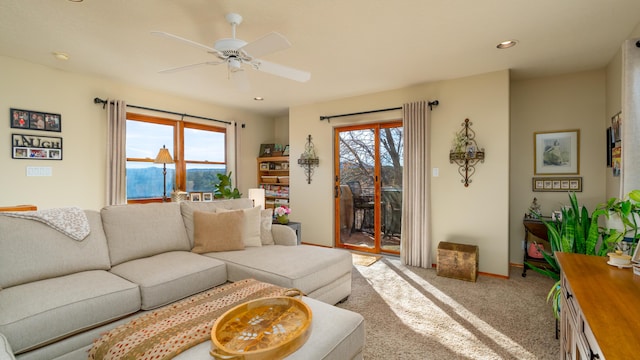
170 191 189 203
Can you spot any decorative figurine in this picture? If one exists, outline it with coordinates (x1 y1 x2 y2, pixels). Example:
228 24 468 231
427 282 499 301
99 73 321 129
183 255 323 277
528 197 541 217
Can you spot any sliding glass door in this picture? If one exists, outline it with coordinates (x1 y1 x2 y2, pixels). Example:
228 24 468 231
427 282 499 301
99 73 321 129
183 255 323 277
334 122 403 254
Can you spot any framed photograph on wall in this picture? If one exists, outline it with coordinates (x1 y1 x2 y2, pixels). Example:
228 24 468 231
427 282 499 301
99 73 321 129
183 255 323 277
606 127 613 167
202 192 213 202
532 177 582 192
611 112 622 142
534 129 580 175
10 108 61 132
189 192 202 202
11 133 63 160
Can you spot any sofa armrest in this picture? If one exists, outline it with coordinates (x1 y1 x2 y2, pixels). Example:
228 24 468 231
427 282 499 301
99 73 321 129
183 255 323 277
271 224 297 246
0 333 16 360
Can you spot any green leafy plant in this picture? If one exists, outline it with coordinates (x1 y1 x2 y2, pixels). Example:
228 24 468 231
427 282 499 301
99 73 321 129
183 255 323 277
527 190 640 319
526 192 604 318
597 189 640 254
213 172 242 199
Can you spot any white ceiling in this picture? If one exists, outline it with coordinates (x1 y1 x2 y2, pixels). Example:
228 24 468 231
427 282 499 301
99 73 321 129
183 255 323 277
1 1 639 117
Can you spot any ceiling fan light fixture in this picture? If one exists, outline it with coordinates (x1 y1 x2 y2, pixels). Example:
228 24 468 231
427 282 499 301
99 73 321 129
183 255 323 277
214 38 247 52
497 40 518 49
228 58 242 70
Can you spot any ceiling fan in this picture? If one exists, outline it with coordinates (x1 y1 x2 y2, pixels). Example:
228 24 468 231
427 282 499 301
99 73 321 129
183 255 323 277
151 13 310 90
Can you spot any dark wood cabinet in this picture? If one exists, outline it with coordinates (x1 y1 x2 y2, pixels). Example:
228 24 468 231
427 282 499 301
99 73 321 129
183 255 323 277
522 216 553 277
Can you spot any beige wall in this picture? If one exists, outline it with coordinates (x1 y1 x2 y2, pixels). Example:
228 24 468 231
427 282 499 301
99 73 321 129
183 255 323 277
509 70 607 264
0 55 273 210
289 70 511 276
273 116 290 146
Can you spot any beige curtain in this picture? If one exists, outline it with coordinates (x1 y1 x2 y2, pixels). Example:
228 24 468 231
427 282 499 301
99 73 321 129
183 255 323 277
106 99 127 205
622 38 640 196
400 101 432 268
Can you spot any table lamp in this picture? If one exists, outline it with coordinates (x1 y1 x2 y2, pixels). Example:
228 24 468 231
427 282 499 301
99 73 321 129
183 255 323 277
154 145 174 202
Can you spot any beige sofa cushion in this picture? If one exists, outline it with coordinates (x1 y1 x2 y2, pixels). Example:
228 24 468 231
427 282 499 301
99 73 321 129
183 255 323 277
0 210 111 289
0 333 15 360
216 206 262 247
192 210 245 253
0 270 140 354
260 209 275 245
109 251 227 310
101 203 191 266
204 245 353 300
180 199 253 247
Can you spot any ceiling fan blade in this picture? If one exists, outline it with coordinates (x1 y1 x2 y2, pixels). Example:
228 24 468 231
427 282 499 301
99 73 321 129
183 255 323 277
159 61 223 74
230 69 250 92
151 31 221 55
240 32 291 59
254 59 311 82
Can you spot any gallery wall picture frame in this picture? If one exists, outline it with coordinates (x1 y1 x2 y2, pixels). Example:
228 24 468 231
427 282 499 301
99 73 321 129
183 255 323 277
10 108 61 132
612 146 621 177
11 133 63 160
189 192 202 202
202 192 213 202
606 127 613 167
611 112 622 142
534 129 580 175
532 177 582 192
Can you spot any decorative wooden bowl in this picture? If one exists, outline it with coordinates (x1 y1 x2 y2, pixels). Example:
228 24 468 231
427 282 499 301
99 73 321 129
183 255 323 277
210 294 312 359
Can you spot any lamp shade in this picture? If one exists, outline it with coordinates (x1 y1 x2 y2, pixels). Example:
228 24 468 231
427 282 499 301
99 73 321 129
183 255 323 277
154 145 174 164
248 188 265 209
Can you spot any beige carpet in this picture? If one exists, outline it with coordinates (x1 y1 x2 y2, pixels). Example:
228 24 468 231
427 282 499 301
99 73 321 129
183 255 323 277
337 256 558 359
352 252 382 267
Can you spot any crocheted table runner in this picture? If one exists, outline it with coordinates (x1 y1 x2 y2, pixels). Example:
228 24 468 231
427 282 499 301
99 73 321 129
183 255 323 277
88 279 286 360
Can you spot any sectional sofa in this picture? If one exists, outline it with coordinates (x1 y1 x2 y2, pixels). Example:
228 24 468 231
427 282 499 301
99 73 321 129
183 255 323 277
0 199 364 359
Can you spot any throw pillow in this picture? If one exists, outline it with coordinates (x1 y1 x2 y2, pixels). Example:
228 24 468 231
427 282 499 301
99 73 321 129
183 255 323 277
260 208 275 245
216 206 262 247
192 210 244 253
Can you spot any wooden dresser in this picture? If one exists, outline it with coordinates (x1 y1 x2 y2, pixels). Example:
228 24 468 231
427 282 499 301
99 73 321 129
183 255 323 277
556 252 640 359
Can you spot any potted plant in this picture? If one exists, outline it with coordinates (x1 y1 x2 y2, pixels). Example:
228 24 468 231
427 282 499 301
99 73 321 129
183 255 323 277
598 189 640 255
528 190 640 319
213 171 242 199
274 205 291 224
527 192 604 319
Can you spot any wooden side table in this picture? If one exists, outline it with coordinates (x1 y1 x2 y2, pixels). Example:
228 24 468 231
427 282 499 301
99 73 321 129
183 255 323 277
522 216 553 277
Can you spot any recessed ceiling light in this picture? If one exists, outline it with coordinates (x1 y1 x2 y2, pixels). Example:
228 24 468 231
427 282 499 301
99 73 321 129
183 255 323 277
254 97 264 101
68 0 83 2
497 40 518 49
52 52 70 60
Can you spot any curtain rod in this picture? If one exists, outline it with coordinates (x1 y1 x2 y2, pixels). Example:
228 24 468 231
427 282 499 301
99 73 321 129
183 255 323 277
93 97 232 125
319 100 439 121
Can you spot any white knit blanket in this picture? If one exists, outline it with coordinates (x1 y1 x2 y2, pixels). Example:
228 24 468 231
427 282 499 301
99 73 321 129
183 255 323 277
0 207 90 241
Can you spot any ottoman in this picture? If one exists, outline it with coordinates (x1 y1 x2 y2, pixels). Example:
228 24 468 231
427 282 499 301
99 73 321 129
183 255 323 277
176 297 365 360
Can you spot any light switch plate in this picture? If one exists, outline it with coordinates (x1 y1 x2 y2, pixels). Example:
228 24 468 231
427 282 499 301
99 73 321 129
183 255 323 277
432 168 439 177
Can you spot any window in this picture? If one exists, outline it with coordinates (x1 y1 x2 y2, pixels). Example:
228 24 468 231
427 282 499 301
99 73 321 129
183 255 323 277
125 113 226 202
